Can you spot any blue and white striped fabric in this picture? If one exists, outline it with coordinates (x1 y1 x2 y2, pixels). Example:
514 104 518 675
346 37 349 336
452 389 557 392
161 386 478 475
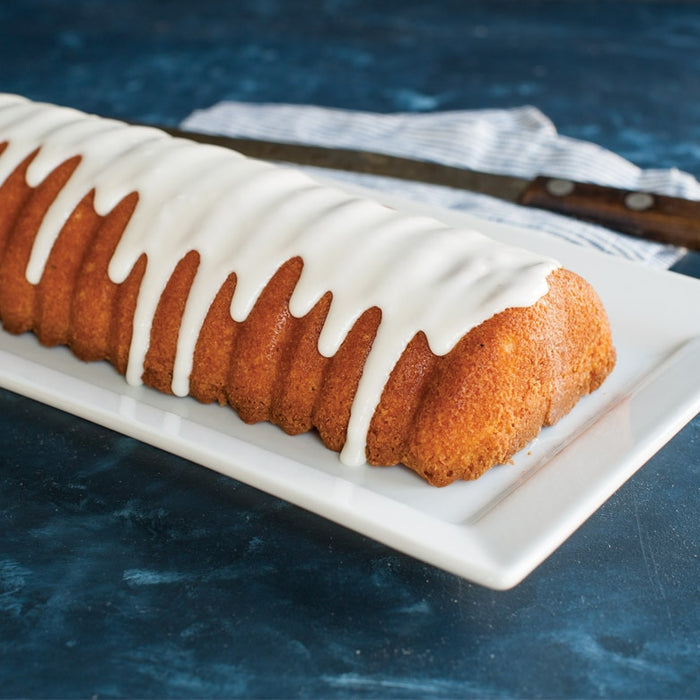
182 102 700 269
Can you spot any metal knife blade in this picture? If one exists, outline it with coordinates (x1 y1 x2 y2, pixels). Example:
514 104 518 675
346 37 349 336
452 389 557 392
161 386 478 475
158 125 700 251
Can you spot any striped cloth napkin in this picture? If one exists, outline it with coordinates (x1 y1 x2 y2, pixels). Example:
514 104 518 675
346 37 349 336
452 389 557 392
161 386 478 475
182 102 700 269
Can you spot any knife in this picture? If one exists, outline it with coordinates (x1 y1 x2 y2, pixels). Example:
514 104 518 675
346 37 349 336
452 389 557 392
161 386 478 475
157 125 700 251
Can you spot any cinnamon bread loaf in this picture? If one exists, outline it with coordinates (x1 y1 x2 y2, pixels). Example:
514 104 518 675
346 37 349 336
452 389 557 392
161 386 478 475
0 95 616 486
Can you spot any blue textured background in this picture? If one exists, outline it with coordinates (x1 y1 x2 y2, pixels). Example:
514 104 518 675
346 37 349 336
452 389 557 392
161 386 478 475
1 1 698 697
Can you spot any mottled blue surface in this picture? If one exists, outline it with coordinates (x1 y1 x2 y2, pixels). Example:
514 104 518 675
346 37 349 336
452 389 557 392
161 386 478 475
3 0 700 177
0 1 699 697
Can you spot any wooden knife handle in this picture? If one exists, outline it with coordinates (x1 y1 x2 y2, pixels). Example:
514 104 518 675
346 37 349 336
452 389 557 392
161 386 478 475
519 176 700 250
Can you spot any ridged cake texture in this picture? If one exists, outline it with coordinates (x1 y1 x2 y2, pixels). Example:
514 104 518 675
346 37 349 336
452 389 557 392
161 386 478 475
0 95 616 485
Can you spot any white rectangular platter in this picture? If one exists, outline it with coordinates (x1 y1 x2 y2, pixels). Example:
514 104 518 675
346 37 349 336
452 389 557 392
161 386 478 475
1 194 699 590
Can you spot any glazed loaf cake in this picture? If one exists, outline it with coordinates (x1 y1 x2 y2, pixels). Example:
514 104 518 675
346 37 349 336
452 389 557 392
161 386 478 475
0 94 616 486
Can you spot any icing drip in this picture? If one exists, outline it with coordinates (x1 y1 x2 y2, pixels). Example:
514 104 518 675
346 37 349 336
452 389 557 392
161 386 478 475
0 94 559 466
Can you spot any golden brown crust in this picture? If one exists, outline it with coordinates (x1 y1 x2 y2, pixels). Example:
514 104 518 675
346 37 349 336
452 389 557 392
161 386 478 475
70 192 140 363
269 289 331 435
0 146 35 259
399 268 616 485
0 146 616 486
366 330 435 466
36 189 101 348
226 256 302 424
143 250 201 394
190 271 239 405
312 306 383 452
0 155 81 335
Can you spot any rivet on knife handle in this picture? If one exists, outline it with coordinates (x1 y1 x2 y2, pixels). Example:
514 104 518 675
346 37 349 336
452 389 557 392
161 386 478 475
519 176 700 250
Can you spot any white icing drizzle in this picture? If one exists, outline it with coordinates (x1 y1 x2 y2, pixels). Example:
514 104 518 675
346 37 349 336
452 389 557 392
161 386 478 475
0 94 560 466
